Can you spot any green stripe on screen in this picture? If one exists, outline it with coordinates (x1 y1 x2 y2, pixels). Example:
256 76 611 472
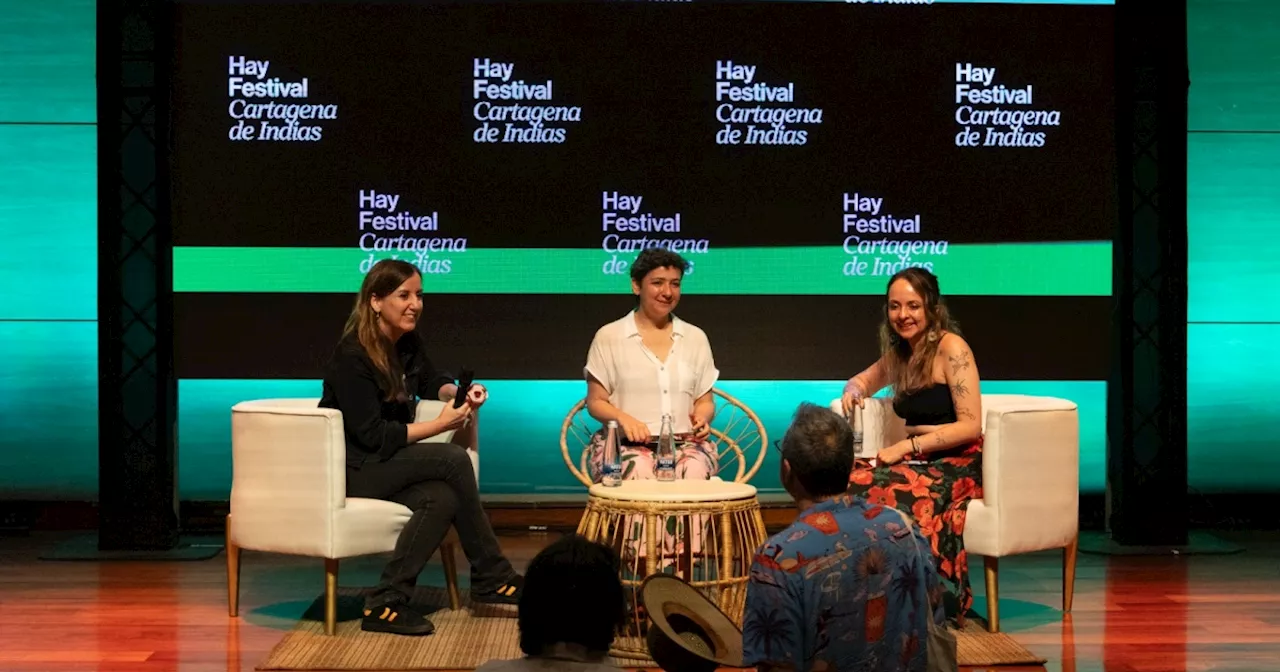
932 0 1112 3
173 243 1111 295
779 0 1114 4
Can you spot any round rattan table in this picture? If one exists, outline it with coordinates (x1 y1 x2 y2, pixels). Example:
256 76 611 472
575 478 767 661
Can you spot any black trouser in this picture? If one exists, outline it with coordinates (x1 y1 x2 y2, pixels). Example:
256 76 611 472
346 443 515 607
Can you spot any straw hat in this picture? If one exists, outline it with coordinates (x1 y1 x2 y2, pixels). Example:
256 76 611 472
641 575 745 672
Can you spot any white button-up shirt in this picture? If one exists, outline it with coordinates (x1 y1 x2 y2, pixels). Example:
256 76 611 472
584 312 720 435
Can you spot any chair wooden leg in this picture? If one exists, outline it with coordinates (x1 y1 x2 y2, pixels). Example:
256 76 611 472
324 558 339 636
441 541 462 611
1064 534 1079 613
226 514 241 617
984 556 1000 632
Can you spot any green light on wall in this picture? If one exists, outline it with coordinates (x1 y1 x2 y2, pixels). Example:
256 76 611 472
176 379 1108 499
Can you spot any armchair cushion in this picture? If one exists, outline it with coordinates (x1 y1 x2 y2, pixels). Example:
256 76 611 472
333 498 414 558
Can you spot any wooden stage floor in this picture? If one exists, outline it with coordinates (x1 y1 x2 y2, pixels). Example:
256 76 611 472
2 529 1279 672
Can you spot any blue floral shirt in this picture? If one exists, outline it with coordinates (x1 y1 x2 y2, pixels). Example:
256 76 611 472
742 495 942 672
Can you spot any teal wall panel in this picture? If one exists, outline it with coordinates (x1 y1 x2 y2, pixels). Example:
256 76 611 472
177 379 1106 500
0 0 96 123
0 0 98 501
1187 0 1280 132
1187 133 1280 324
1186 0 1280 494
0 322 99 499
1187 324 1280 492
0 125 97 320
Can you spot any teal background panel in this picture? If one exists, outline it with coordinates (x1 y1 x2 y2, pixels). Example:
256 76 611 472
0 322 99 499
176 379 1106 500
0 0 96 123
1186 133 1280 324
1185 0 1280 494
0 125 97 320
1187 323 1280 493
1187 0 1280 132
0 0 98 503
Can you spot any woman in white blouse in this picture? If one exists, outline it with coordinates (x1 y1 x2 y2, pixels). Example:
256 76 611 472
583 248 720 482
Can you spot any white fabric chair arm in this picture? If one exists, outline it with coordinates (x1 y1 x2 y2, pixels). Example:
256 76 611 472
414 400 457 443
229 398 345 556
969 394 1079 557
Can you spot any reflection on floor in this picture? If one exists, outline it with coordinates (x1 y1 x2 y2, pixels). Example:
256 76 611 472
2 530 1279 672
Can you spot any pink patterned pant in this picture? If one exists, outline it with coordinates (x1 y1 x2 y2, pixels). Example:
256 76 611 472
586 431 719 566
586 431 718 484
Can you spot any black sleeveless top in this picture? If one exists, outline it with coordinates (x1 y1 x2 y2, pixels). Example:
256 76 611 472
892 384 956 425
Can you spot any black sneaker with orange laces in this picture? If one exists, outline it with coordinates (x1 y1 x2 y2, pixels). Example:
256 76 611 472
471 574 524 605
361 602 435 636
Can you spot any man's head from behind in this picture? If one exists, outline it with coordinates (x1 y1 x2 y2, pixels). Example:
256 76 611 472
778 403 855 502
518 534 626 658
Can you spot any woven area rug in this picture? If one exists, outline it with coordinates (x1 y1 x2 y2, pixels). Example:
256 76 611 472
258 587 1045 670
954 619 1047 667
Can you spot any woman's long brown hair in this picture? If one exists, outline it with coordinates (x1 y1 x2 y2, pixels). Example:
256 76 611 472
877 268 959 400
342 259 420 402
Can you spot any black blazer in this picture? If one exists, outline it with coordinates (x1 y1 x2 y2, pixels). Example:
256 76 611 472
318 331 455 467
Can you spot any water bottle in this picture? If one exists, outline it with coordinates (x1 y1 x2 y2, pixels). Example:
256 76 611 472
850 404 864 457
656 414 676 481
602 421 622 487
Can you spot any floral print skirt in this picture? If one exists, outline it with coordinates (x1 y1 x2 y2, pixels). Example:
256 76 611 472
848 437 984 623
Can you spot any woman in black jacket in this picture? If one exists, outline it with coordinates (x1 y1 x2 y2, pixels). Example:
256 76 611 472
319 259 522 636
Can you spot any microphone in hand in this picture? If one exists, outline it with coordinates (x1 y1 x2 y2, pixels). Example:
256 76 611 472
453 368 474 409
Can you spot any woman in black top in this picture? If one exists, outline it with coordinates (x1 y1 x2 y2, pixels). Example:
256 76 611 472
839 268 985 624
320 259 522 636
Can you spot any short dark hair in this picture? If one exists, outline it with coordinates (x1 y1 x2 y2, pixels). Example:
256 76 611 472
779 403 855 498
518 534 626 656
630 248 688 284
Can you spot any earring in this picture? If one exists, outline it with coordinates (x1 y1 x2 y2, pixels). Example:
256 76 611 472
927 330 939 342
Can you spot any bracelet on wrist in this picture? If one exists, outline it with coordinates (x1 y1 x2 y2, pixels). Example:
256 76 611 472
910 436 921 457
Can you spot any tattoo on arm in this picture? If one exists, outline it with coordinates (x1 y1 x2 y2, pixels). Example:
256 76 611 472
948 350 972 376
957 406 976 421
950 378 970 399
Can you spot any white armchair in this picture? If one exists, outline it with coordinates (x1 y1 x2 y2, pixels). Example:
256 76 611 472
831 393 1079 632
226 398 479 635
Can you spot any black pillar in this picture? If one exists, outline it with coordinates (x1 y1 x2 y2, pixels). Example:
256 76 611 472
97 0 178 550
1106 0 1189 546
